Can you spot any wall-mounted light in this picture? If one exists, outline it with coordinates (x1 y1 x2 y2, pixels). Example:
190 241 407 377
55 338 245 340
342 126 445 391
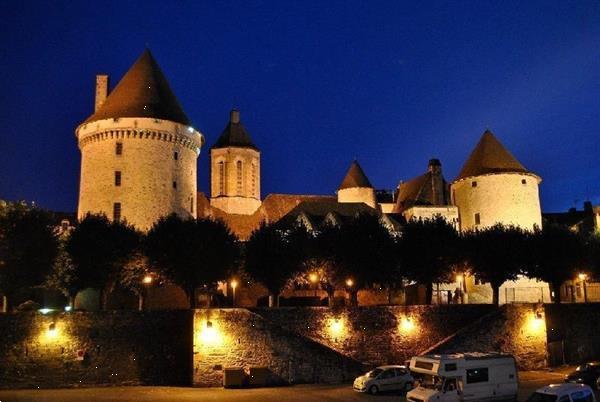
399 316 416 334
199 320 221 346
526 309 545 335
46 322 58 340
329 318 345 338
142 275 153 284
345 278 354 288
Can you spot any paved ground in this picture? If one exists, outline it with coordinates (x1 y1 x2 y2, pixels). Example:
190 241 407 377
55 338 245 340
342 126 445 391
0 367 594 402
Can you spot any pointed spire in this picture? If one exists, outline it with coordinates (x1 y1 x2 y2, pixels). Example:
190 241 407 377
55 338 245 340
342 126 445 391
84 49 190 125
338 160 373 190
211 109 258 150
455 129 530 181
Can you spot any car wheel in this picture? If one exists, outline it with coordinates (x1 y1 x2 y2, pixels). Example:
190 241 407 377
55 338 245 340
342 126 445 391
404 382 413 392
369 385 379 395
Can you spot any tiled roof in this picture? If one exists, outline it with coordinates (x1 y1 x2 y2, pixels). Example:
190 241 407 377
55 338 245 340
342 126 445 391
211 110 258 150
84 49 190 125
338 160 373 190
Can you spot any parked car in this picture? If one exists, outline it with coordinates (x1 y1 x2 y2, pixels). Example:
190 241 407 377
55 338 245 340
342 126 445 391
565 362 600 388
526 383 596 402
353 365 414 395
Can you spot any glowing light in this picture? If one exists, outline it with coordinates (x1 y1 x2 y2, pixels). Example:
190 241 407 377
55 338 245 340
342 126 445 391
142 275 153 284
230 279 238 289
456 274 463 283
329 318 345 337
44 322 58 341
309 273 319 284
578 273 587 281
526 312 545 335
39 308 52 315
199 320 221 346
399 317 416 333
64 306 72 312
188 126 194 133
345 278 354 288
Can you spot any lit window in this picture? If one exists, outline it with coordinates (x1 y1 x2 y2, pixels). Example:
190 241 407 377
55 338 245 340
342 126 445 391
113 202 121 221
471 181 477 187
174 151 178 160
474 213 481 225
116 142 123 155
218 161 225 195
236 160 243 195
115 171 121 186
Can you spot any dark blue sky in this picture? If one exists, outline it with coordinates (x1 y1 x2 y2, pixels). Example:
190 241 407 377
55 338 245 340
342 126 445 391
1 0 599 213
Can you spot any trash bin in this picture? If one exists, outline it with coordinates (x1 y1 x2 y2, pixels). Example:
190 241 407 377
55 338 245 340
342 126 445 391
248 366 269 386
223 367 246 388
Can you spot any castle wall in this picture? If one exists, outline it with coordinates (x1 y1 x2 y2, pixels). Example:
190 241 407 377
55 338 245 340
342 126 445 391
210 147 260 215
451 173 542 231
402 206 459 228
76 118 203 231
337 187 377 209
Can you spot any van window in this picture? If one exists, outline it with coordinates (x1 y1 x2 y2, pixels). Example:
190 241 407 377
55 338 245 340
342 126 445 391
415 361 434 370
466 368 488 384
445 363 457 371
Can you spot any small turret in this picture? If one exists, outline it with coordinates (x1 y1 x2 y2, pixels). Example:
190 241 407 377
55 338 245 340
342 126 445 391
337 160 377 209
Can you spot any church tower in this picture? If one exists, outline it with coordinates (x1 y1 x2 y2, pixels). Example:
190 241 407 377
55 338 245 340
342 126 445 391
75 50 204 230
210 110 261 215
337 160 377 209
451 130 542 231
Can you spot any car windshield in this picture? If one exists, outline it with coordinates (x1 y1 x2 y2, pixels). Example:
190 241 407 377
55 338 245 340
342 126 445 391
526 392 558 402
367 368 384 378
419 374 443 390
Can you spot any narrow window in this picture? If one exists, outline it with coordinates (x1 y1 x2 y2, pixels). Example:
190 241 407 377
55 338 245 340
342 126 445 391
174 151 178 160
471 181 477 187
236 160 243 195
521 179 527 184
190 197 194 214
251 163 257 197
115 171 121 186
113 202 121 222
218 161 225 195
474 213 481 225
116 142 123 155
172 181 177 189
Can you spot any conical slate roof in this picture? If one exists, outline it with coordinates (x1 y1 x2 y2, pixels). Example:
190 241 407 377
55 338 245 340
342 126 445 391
211 110 258 150
338 160 373 190
455 130 530 181
84 49 190 125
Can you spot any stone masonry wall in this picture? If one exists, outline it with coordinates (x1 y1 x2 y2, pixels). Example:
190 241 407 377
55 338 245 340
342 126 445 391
0 311 193 389
431 304 548 370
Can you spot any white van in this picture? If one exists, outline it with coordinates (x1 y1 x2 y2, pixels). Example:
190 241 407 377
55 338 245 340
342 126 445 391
406 352 518 402
526 383 596 402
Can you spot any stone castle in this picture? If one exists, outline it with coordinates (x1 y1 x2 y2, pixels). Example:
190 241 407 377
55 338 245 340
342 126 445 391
77 49 542 238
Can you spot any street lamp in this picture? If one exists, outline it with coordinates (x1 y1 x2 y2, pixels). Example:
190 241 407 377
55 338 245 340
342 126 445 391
578 273 588 303
345 278 354 288
230 279 238 307
456 274 464 304
142 275 153 285
309 273 318 297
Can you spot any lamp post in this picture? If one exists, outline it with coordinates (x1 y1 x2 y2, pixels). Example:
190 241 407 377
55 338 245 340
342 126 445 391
578 273 588 303
456 274 463 304
140 274 153 311
309 273 319 297
230 279 238 307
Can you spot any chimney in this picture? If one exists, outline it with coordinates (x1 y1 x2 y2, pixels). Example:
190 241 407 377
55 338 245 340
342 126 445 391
95 74 109 112
584 201 593 212
230 109 240 124
428 158 442 175
429 159 443 205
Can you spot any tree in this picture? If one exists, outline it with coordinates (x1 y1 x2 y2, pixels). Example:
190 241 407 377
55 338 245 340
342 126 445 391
145 214 240 308
66 214 140 309
463 224 529 306
529 224 588 303
327 213 397 306
118 252 160 311
0 203 59 312
244 221 310 307
45 238 78 309
398 216 460 305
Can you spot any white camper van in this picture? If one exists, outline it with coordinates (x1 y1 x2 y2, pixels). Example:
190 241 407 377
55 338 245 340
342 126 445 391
406 353 518 402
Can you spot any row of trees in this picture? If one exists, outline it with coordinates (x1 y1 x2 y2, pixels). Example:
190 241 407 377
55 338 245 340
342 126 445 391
1 201 599 311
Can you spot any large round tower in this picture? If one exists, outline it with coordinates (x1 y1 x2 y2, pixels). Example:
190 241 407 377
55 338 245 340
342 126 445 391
451 130 541 231
76 50 204 230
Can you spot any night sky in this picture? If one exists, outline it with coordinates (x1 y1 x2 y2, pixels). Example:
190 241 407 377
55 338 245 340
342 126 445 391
1 1 599 213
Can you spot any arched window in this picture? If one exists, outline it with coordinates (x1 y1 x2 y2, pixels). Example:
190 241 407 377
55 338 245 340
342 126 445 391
218 161 225 196
236 160 243 195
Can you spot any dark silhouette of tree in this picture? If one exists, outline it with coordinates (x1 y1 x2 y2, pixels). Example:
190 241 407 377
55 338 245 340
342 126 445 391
327 213 397 306
463 224 529 306
244 221 310 307
118 251 160 311
0 203 59 312
145 214 240 308
398 216 460 305
529 224 588 304
66 214 140 309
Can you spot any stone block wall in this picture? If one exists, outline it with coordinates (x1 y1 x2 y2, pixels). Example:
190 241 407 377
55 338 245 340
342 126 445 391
193 309 364 387
431 304 548 370
0 311 193 389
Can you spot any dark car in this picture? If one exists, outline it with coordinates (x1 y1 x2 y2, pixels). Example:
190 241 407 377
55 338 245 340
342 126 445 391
565 362 600 388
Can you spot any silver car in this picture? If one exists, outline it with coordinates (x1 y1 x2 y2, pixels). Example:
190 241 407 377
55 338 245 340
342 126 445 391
353 365 414 395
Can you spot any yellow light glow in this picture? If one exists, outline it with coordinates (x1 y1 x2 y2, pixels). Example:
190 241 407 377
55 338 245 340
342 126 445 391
578 273 587 281
346 278 354 288
456 274 463 282
309 273 318 283
329 318 345 337
40 321 63 343
198 320 222 346
142 275 153 284
230 279 238 289
526 312 545 335
399 317 416 334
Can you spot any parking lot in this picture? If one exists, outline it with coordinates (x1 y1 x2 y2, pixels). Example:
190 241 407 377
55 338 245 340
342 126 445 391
0 367 596 402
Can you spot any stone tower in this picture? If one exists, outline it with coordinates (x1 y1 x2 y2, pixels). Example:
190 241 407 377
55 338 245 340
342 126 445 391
337 160 377 209
75 50 204 231
451 130 542 231
210 110 261 215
